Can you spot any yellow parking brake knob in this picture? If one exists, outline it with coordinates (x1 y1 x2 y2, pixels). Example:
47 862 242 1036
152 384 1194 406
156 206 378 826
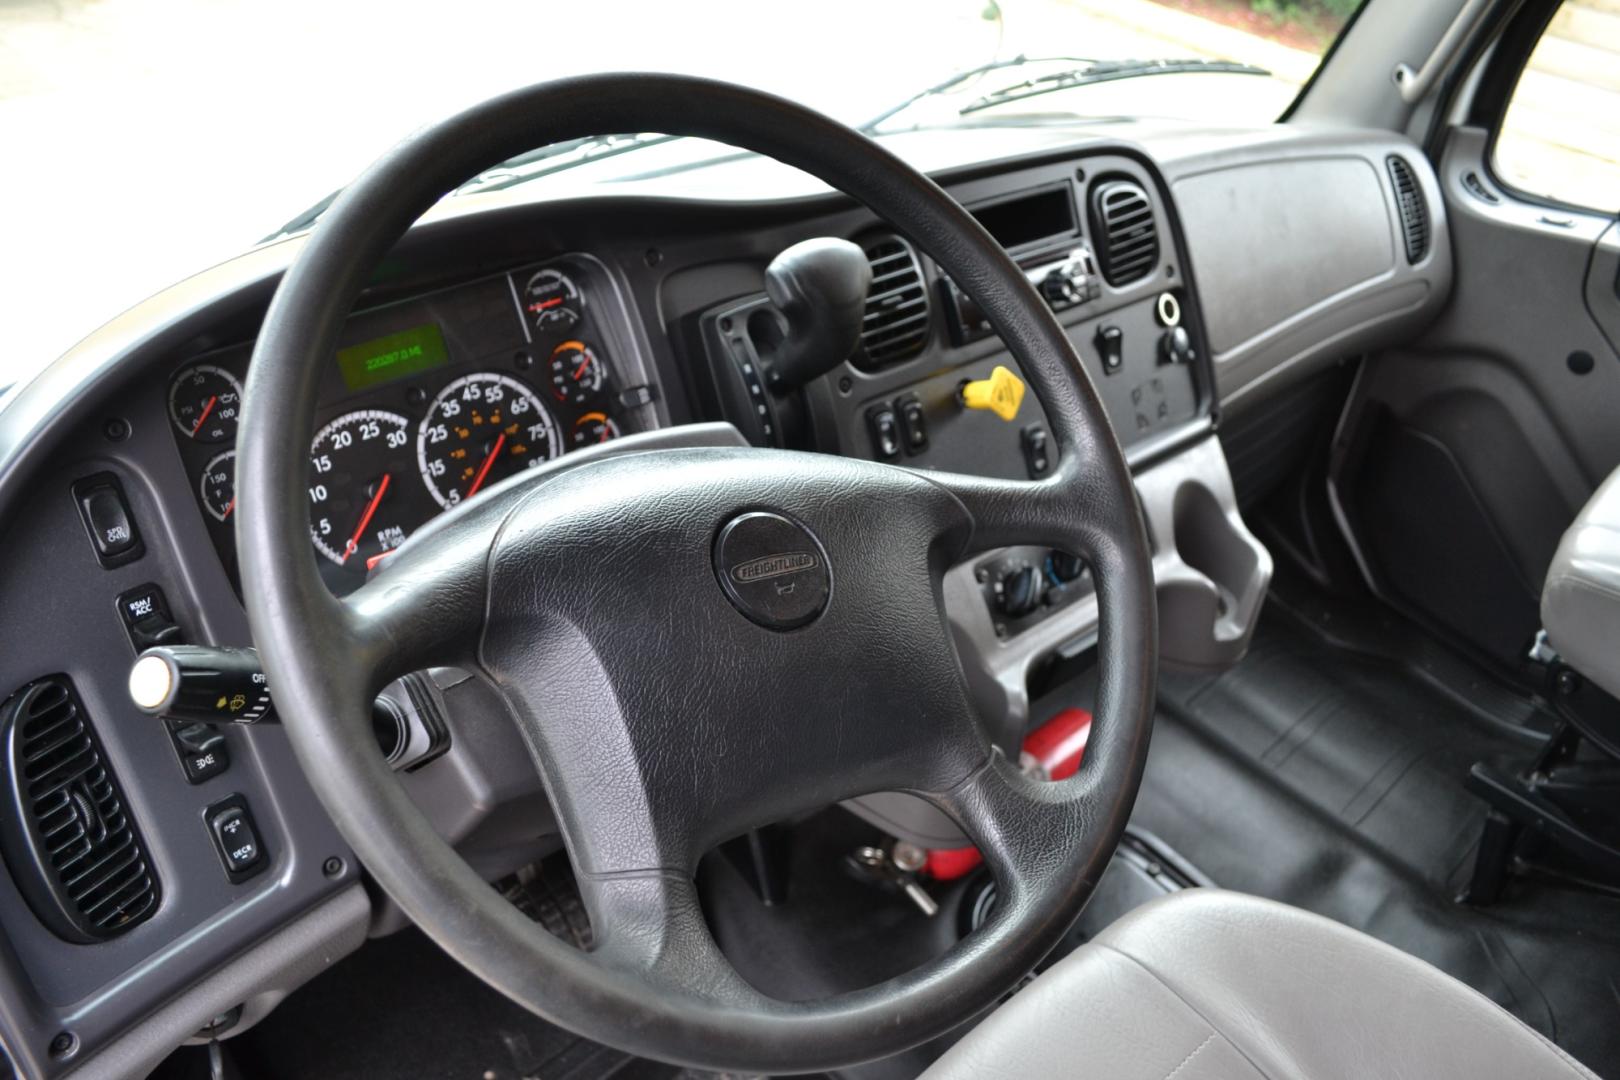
959 365 1026 422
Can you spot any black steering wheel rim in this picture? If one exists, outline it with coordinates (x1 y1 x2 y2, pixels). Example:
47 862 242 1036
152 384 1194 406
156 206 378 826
236 74 1156 1074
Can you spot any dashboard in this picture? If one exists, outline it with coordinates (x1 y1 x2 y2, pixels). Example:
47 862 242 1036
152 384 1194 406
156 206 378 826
166 258 653 595
0 117 1449 1080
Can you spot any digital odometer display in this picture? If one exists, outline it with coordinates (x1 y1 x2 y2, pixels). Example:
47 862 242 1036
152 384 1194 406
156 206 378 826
336 323 451 392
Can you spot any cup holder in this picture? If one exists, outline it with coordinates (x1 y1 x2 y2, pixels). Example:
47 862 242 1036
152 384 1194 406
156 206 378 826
1138 439 1272 670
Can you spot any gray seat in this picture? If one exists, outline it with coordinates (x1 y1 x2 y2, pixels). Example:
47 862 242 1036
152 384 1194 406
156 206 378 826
1543 466 1620 701
920 889 1595 1080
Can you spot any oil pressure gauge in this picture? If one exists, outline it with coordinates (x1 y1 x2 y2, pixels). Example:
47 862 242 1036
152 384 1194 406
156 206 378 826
170 364 243 442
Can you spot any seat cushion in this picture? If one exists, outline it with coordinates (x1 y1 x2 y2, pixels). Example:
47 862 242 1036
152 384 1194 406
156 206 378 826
920 889 1595 1080
1544 466 1620 701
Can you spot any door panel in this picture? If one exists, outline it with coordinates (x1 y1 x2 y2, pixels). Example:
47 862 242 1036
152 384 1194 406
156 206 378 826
1330 122 1620 671
1587 221 1620 355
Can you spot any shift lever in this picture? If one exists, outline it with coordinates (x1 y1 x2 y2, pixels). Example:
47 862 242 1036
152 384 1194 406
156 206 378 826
761 237 871 390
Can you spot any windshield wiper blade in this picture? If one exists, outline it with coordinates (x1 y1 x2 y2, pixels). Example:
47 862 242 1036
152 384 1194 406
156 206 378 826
857 54 1103 134
456 132 683 194
260 133 682 241
959 57 1270 116
263 190 341 244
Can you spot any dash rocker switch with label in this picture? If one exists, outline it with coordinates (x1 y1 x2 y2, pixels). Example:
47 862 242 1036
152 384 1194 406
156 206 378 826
172 722 230 784
72 473 144 567
204 795 266 882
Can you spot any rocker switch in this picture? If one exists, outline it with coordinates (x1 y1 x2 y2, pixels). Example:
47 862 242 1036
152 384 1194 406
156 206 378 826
896 396 928 454
868 405 902 461
173 723 229 784
206 798 264 879
1095 324 1124 375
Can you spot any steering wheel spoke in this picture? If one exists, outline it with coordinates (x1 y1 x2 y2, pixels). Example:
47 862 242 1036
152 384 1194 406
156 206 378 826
919 451 1105 559
581 870 764 1003
934 750 1109 917
337 518 494 691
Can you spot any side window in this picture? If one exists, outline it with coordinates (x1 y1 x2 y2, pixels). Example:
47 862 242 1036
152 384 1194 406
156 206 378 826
1493 0 1620 214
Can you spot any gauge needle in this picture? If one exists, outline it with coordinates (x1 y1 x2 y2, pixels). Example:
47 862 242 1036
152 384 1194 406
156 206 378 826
527 297 564 312
572 356 591 380
341 473 391 565
222 498 235 520
465 433 507 500
191 395 218 436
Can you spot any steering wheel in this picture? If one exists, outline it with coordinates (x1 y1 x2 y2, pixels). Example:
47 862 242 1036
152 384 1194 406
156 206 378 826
236 74 1155 1074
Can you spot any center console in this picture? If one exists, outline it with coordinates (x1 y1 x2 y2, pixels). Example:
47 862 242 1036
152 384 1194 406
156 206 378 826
676 151 1275 850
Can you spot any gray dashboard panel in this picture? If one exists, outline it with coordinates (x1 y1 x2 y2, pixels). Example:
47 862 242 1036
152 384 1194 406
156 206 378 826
0 380 358 1077
1153 129 1452 411
1177 156 1396 355
0 116 1448 1077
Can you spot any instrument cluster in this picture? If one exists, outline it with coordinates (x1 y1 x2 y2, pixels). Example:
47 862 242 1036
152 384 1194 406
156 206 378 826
168 259 643 594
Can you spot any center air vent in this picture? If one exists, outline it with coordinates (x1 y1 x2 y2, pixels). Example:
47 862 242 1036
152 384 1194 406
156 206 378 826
856 234 930 368
1089 179 1160 287
1386 155 1430 264
0 677 159 942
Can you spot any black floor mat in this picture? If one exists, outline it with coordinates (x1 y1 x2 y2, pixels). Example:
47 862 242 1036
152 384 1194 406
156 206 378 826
211 925 688 1080
1103 586 1620 1076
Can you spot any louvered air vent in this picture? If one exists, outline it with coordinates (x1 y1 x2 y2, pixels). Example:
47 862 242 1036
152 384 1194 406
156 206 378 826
1387 155 1430 264
1089 179 1160 287
0 677 159 942
857 234 930 368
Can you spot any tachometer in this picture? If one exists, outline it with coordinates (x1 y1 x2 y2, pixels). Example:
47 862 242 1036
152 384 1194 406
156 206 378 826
170 364 243 442
200 450 236 522
521 268 583 332
417 373 561 510
308 410 425 568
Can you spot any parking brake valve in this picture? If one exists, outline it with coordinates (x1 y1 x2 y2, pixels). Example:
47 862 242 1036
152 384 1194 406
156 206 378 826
127 645 275 725
958 365 1026 422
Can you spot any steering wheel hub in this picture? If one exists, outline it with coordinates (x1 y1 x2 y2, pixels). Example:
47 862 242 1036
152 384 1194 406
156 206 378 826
713 510 831 630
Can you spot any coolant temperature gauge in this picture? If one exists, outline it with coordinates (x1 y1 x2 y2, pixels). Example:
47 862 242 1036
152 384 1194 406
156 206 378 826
199 450 236 522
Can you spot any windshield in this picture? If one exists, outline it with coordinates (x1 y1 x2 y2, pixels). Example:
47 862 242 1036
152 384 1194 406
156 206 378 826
1 0 1359 389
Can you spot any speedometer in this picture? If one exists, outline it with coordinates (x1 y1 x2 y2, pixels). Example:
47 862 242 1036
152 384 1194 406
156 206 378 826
417 373 561 510
308 410 428 569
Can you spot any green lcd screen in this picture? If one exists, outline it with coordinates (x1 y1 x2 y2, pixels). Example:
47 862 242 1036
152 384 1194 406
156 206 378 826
336 323 450 391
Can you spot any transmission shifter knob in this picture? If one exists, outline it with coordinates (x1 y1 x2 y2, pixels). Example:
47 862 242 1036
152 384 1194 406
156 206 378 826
762 236 872 391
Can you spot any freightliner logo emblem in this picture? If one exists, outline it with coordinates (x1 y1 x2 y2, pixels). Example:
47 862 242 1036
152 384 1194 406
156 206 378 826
731 551 819 584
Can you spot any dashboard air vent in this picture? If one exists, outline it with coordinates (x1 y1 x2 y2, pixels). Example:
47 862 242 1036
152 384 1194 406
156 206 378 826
1387 155 1429 264
1089 179 1159 287
857 234 930 367
0 677 159 942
